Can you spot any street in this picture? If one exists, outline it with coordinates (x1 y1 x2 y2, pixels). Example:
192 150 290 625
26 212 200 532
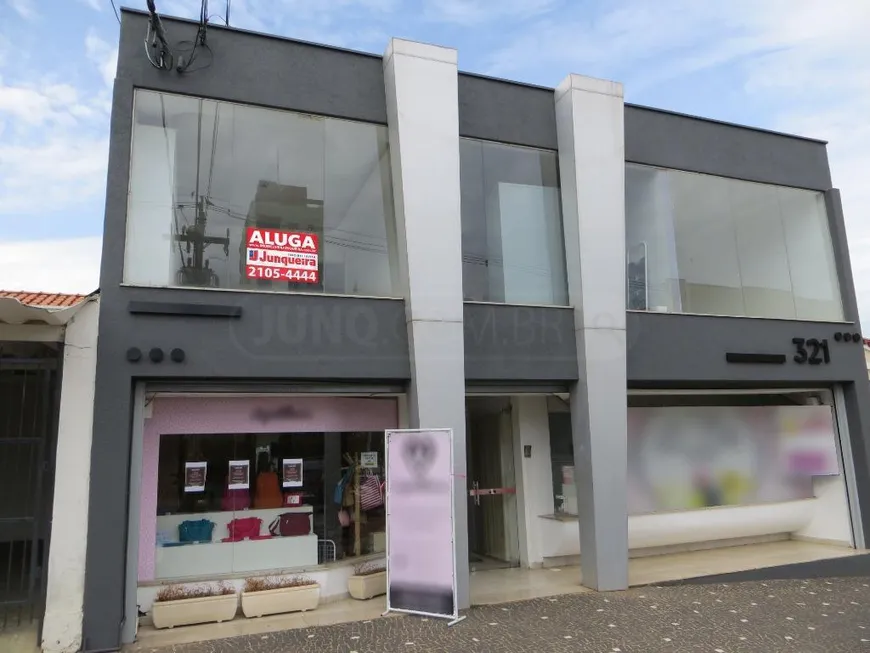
144 577 870 653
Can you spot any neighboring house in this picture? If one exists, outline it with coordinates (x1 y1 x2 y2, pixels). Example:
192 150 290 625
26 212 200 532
0 291 99 653
78 8 870 653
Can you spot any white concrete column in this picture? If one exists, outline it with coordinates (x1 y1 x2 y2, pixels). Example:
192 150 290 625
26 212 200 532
383 38 469 608
41 298 100 653
511 396 554 568
554 75 629 591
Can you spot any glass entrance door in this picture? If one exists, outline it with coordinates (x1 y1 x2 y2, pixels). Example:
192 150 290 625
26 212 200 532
466 398 520 572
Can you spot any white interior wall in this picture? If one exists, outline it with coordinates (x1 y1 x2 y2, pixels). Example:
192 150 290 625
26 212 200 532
323 120 394 297
498 184 562 304
779 187 844 320
671 172 745 316
124 125 176 286
498 408 520 563
732 180 796 318
511 396 554 568
625 165 681 312
41 298 100 653
796 475 853 546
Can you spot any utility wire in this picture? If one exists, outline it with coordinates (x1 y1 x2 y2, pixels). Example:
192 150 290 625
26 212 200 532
144 0 213 73
145 0 173 70
176 0 211 73
110 0 120 24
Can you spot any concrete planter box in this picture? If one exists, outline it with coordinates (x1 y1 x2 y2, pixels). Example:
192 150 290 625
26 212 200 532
241 583 320 618
151 593 238 629
348 571 387 600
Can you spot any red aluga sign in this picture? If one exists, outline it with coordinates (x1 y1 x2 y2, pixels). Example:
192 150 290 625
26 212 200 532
245 227 319 284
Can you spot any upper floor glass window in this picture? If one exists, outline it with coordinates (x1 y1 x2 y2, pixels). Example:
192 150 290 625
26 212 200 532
124 90 398 297
460 138 568 305
626 164 843 321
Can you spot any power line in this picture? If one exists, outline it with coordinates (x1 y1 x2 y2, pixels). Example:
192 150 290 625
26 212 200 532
109 0 120 24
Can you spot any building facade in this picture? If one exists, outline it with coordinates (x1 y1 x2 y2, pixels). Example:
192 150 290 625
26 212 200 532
81 9 870 652
0 292 99 653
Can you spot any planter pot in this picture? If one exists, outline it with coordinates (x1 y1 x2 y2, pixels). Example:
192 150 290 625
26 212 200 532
348 571 387 600
241 584 320 618
151 593 238 629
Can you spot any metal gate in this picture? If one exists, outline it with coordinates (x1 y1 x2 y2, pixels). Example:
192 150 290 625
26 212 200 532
0 349 59 633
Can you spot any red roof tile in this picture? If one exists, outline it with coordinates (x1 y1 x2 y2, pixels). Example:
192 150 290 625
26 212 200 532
0 291 87 308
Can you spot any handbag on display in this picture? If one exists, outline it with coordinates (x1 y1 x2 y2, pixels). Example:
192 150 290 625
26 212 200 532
338 508 351 527
333 466 354 505
254 470 283 509
226 516 262 541
178 519 214 543
222 486 251 511
269 512 312 537
359 472 383 511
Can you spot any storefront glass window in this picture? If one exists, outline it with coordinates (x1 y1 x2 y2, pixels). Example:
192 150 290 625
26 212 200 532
625 164 843 320
548 396 840 516
460 138 569 305
547 412 576 516
124 90 398 297
153 431 386 581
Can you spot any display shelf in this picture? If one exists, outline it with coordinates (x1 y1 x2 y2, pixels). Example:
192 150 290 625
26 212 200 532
156 506 313 543
154 534 320 579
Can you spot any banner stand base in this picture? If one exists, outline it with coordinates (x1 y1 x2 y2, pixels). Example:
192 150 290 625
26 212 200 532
381 610 466 627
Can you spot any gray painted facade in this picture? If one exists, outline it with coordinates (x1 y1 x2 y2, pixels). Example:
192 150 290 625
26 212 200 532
81 9 870 652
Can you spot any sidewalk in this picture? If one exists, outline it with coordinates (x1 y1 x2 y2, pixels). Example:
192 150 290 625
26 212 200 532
139 577 870 653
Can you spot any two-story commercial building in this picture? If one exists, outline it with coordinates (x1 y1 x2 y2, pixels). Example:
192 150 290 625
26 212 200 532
80 8 870 652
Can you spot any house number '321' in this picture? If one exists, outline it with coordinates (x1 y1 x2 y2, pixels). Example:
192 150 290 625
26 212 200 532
792 338 831 365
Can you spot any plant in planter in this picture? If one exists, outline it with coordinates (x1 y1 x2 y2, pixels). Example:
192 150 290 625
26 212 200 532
151 582 238 629
241 575 320 618
347 559 387 600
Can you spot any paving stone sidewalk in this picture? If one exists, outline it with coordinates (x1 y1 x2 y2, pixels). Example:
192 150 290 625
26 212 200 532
147 577 870 653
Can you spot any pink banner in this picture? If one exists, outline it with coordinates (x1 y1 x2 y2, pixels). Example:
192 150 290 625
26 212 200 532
386 429 456 618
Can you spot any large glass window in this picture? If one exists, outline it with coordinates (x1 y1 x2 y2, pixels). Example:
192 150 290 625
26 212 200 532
153 431 385 580
460 138 568 305
124 90 398 297
625 164 843 320
547 393 840 516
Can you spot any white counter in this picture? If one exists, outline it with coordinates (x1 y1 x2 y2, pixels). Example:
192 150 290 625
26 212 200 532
156 506 312 542
154 534 320 579
154 507 318 580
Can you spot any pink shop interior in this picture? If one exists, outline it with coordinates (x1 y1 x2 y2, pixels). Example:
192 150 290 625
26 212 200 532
134 393 399 614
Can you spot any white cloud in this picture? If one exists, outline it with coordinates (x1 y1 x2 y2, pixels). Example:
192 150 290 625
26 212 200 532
0 78 93 127
424 0 557 26
0 135 108 214
85 30 118 87
0 75 110 216
0 237 102 294
7 0 36 20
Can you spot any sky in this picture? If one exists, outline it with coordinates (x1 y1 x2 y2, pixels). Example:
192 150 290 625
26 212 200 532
1 0 869 323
